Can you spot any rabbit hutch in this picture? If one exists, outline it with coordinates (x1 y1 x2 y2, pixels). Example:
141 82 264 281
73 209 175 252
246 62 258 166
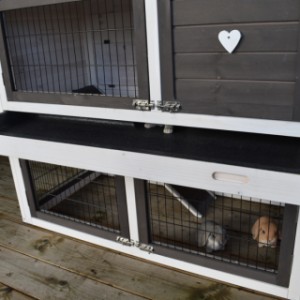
0 0 300 299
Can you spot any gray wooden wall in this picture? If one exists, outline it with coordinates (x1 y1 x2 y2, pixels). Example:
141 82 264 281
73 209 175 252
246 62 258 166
165 0 300 121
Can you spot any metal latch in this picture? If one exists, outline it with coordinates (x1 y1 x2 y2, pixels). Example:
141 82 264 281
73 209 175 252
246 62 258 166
116 236 135 247
137 243 154 253
157 101 181 112
132 99 155 111
116 237 154 252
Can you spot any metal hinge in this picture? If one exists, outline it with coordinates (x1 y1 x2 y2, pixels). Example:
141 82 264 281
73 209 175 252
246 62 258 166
116 236 135 247
156 101 181 112
132 99 155 111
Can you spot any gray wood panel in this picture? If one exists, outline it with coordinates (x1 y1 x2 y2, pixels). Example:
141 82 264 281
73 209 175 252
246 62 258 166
173 0 300 26
11 91 134 109
176 80 295 105
174 24 299 53
158 0 300 120
175 53 297 81
179 102 293 120
0 0 80 11
176 79 294 120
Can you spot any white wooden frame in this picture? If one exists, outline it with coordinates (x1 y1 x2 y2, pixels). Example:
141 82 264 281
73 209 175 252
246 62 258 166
1 1 300 137
0 136 299 299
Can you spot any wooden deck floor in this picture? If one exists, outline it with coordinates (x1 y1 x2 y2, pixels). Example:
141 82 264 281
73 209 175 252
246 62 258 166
0 155 281 300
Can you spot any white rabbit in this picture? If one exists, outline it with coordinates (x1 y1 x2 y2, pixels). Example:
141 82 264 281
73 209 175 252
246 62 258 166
198 221 227 253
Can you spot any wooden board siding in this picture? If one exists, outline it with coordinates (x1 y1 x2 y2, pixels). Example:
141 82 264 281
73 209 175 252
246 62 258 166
176 54 297 81
174 24 299 54
175 80 294 120
166 0 300 120
172 0 300 25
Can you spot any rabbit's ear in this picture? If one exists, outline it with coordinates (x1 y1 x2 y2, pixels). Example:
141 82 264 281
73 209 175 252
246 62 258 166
205 232 211 245
252 222 259 240
198 231 207 247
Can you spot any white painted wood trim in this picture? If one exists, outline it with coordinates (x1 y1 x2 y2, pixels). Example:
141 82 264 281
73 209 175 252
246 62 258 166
0 136 299 206
0 62 6 113
144 0 161 105
288 209 300 300
124 176 139 241
8 157 32 222
26 216 289 298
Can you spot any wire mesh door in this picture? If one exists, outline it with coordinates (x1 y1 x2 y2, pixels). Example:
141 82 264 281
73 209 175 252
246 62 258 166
135 179 298 287
0 0 149 108
21 160 130 240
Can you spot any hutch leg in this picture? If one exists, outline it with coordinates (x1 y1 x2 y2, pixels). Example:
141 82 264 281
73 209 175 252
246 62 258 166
288 209 300 300
9 156 31 222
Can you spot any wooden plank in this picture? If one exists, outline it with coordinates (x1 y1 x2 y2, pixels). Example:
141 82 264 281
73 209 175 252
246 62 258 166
176 79 295 105
179 102 293 120
11 91 134 109
0 218 201 300
0 156 17 201
0 196 22 220
0 218 279 300
0 283 35 300
175 53 297 82
0 246 144 300
0 1 80 12
174 23 299 53
176 79 294 119
173 0 300 26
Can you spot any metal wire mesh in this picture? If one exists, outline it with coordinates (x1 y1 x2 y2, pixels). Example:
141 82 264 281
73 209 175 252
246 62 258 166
28 161 121 233
1 0 138 98
146 181 284 273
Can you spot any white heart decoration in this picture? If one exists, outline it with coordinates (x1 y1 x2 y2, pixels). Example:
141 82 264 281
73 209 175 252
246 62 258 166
218 30 242 54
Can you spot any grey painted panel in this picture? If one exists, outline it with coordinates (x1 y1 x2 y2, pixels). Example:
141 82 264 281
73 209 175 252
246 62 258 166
174 24 299 53
11 91 134 109
0 0 80 11
176 79 294 119
175 53 297 82
158 0 300 120
173 0 300 26
176 80 295 105
179 102 293 120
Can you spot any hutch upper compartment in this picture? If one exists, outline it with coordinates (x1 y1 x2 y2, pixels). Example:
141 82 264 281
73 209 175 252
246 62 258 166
0 0 149 109
159 0 300 121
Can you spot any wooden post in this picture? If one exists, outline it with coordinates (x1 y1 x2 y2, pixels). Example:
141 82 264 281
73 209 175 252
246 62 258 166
8 157 32 222
288 209 300 300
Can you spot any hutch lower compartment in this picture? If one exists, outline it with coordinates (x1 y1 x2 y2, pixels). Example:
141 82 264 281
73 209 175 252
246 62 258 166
19 159 298 288
135 180 297 287
20 160 130 241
